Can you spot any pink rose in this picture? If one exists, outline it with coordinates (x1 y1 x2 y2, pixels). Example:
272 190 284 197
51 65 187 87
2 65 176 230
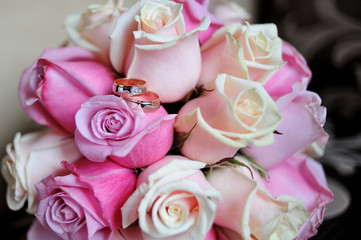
19 47 115 133
198 23 284 88
35 158 136 240
174 74 281 164
207 155 310 239
263 154 333 240
64 0 127 65
110 0 210 103
74 95 176 168
121 155 221 240
242 82 328 169
27 220 62 240
1 128 82 213
27 219 129 240
264 41 312 99
174 0 224 43
194 0 209 7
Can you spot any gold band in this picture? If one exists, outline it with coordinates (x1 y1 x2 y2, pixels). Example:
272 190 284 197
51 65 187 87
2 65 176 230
113 78 147 96
123 91 161 112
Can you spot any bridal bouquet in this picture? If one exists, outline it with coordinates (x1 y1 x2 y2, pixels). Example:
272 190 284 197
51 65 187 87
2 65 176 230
1 0 333 239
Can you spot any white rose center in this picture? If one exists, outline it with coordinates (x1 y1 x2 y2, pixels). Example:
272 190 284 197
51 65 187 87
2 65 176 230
235 88 265 128
238 99 262 116
154 192 198 231
253 31 269 51
141 2 173 33
165 203 186 224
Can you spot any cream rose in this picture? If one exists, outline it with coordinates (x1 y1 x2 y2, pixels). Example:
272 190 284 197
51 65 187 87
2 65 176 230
110 0 210 102
174 73 282 164
198 22 285 88
64 0 126 63
121 155 221 240
207 155 310 240
1 128 82 213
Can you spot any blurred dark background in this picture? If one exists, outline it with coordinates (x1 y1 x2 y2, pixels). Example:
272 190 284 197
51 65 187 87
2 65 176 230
1 0 360 239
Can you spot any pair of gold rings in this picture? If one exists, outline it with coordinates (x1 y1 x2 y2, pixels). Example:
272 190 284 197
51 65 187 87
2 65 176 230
113 78 160 112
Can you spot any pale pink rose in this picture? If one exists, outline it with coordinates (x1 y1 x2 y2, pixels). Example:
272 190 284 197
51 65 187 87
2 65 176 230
174 74 282 164
242 81 328 169
174 0 224 43
19 47 115 133
198 23 284 88
263 154 333 240
209 0 251 24
64 0 126 64
35 158 137 240
207 155 310 240
74 95 176 168
264 41 312 99
1 128 82 214
121 155 221 240
110 0 210 102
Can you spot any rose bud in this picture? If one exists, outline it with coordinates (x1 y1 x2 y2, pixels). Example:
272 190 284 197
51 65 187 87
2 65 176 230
19 47 115 133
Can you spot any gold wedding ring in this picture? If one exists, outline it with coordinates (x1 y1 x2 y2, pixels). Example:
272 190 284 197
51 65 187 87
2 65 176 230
113 78 147 96
123 91 161 112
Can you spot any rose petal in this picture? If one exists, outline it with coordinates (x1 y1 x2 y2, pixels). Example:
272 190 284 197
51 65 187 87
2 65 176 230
27 219 62 240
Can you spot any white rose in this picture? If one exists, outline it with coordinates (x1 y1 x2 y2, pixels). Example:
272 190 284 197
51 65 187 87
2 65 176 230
64 0 126 63
1 128 82 213
198 22 285 88
121 155 221 240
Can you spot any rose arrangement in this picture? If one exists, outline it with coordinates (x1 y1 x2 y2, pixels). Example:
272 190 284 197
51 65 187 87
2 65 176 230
1 0 333 239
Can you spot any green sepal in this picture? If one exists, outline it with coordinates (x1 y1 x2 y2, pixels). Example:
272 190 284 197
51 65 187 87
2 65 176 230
243 155 270 182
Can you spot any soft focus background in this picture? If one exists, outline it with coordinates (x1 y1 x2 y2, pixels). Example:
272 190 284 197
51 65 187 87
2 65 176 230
1 0 360 239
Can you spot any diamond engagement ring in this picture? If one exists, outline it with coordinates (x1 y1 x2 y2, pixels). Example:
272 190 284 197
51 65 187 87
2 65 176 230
113 78 147 96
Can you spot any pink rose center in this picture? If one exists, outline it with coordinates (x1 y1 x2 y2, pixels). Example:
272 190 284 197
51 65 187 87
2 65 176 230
104 114 122 133
59 205 77 222
92 109 135 140
48 196 85 234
